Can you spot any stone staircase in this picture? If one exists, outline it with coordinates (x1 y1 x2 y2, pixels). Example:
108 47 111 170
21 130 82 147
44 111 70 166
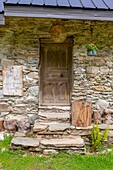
32 107 71 135
11 136 85 155
10 107 86 155
37 107 71 123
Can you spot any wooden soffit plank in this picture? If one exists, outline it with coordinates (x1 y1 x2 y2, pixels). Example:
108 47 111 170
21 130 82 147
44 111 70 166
0 14 5 25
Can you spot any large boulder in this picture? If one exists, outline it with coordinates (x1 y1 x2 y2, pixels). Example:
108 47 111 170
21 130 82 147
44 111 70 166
4 115 31 132
16 116 31 132
4 119 17 132
95 99 109 115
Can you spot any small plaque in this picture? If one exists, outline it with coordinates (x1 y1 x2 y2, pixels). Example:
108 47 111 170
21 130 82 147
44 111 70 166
3 66 23 96
50 25 67 43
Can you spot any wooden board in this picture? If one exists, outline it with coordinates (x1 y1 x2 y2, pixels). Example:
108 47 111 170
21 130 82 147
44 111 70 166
72 101 92 127
3 66 23 96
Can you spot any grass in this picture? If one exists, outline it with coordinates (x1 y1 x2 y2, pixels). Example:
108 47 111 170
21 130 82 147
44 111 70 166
0 135 113 170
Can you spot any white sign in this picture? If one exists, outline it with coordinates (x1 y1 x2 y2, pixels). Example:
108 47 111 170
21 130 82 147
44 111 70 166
3 66 23 96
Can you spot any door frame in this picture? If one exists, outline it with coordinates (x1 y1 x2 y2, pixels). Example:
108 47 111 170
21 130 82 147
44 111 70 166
39 38 73 106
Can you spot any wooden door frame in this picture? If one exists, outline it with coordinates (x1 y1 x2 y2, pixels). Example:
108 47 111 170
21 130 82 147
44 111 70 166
39 38 73 107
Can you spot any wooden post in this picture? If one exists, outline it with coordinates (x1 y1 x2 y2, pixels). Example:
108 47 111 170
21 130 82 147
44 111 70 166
72 101 92 127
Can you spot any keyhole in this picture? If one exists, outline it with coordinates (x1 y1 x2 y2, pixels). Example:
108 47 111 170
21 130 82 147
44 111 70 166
61 74 63 77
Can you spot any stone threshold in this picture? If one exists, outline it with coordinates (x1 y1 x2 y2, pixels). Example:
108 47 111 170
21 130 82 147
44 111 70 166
39 105 71 110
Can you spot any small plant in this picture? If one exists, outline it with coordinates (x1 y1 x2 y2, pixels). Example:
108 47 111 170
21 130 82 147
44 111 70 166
91 124 109 152
86 43 98 51
0 134 13 151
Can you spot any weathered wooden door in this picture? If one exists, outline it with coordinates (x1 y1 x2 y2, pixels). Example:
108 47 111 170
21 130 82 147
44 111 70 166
40 39 73 106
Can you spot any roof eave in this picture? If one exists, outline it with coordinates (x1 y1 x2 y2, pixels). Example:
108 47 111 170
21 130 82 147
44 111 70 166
4 5 113 21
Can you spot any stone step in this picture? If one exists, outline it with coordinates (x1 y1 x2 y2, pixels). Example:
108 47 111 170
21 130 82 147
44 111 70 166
41 136 84 148
39 106 71 111
38 112 70 122
11 136 86 155
11 137 39 147
33 121 75 133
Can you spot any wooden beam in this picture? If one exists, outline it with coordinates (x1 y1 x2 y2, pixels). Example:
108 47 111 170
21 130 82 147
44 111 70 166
4 6 113 21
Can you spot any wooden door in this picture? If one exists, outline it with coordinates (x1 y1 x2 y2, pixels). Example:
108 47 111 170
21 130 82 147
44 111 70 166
40 39 72 106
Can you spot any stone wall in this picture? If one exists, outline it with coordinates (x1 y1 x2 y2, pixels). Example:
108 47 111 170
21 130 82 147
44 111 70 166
72 44 113 124
0 18 113 132
72 51 113 105
0 47 40 131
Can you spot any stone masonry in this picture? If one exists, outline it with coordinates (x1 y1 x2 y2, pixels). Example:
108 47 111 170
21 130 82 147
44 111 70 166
0 18 113 153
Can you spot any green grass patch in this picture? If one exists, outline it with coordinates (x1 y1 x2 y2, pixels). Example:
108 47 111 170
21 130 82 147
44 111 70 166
0 135 113 170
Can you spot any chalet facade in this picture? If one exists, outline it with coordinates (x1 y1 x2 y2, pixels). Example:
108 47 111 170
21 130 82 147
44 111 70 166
0 0 113 154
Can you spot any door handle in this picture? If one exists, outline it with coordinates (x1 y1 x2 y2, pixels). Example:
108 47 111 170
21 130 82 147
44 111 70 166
60 74 63 77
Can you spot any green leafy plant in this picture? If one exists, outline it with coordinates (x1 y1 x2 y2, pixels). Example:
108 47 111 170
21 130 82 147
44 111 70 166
91 124 109 152
0 134 13 150
86 43 98 51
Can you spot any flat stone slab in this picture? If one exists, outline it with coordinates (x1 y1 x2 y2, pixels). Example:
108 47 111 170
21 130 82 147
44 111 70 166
76 124 113 130
49 123 70 132
98 124 113 129
41 137 84 148
43 149 59 155
38 112 70 121
76 126 92 130
11 137 39 147
108 130 113 137
14 132 26 137
0 103 12 112
39 106 70 110
33 124 48 132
